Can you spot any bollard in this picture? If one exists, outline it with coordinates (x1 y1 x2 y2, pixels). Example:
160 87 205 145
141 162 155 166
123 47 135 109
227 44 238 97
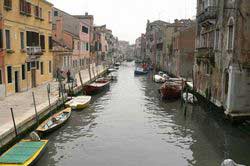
10 108 18 137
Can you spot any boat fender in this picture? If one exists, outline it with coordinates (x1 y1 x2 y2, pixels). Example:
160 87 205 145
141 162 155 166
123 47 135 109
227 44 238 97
30 131 41 141
221 159 245 166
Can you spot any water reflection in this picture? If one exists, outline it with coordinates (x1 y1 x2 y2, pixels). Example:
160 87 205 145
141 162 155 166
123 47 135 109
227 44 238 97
36 62 250 166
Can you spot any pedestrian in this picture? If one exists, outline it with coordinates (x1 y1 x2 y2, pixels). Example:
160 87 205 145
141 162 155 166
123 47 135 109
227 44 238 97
67 70 71 83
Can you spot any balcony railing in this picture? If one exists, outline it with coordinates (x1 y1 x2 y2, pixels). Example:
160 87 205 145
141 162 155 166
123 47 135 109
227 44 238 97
197 6 217 24
26 46 43 56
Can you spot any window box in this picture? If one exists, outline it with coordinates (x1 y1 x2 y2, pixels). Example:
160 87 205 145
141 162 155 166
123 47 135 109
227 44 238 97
7 49 15 54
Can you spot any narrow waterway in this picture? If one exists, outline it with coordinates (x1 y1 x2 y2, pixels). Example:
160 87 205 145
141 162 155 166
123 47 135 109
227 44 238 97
37 62 250 166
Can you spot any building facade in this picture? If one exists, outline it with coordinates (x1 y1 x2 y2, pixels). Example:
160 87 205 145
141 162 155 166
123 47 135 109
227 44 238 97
52 8 91 78
146 20 175 71
171 19 195 79
1 0 53 96
194 0 250 116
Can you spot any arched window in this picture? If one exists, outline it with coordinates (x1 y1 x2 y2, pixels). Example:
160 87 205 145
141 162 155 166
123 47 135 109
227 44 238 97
227 17 234 50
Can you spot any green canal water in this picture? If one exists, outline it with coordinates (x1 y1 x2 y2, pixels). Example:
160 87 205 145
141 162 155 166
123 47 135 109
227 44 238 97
36 62 250 166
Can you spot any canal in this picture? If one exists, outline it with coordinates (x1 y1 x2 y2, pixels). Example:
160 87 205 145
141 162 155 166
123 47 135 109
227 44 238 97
37 62 250 166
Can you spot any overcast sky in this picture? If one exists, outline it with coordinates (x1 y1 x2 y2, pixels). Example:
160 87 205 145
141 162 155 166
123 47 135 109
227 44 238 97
48 0 196 44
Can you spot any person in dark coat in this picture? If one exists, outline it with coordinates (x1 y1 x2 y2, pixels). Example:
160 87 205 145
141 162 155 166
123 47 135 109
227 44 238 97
67 70 71 83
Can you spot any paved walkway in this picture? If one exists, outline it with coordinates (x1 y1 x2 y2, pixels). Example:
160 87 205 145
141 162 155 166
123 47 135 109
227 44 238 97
0 64 105 142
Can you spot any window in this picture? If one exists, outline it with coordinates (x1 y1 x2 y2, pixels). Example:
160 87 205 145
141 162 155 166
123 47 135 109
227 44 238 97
7 66 12 83
22 64 25 80
54 11 58 16
39 7 42 19
35 6 39 17
26 31 39 46
0 29 3 49
86 43 89 51
5 30 11 50
40 35 45 49
4 0 12 10
49 36 52 50
49 61 52 73
48 11 52 22
36 61 39 69
20 1 31 15
20 32 25 49
227 18 234 50
27 62 30 71
0 69 2 84
40 62 44 75
82 26 89 34
31 61 36 68
64 56 67 67
20 0 26 13
214 29 220 50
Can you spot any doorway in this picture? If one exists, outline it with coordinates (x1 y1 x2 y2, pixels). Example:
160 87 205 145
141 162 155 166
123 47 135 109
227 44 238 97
14 71 19 93
31 69 36 88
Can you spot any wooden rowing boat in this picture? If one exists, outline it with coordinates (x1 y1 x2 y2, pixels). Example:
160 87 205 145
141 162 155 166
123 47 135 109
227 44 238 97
0 139 48 166
36 108 71 134
65 96 91 110
160 81 183 99
84 81 110 95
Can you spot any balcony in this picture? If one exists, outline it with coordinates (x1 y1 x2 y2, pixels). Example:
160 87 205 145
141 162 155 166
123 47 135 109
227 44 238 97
26 46 43 58
196 47 215 66
197 6 217 26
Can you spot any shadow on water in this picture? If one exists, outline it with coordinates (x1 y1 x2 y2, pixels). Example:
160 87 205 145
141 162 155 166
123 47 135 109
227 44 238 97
37 62 250 166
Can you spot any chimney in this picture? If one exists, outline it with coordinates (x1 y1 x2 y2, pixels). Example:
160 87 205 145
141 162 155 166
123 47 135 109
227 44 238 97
85 12 88 16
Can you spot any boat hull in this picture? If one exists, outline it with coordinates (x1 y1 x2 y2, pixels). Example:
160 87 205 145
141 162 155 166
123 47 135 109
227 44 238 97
160 84 182 99
36 108 71 135
0 140 48 166
134 70 148 75
84 82 110 95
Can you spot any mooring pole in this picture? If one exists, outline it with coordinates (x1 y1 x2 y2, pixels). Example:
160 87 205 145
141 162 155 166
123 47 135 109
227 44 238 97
10 108 18 137
32 92 39 127
79 72 84 90
47 84 51 107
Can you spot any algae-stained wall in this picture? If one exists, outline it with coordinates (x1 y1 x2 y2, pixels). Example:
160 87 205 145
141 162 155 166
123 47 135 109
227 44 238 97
1 0 53 95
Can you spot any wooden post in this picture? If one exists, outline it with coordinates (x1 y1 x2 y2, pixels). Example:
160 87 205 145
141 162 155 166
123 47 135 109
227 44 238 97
79 71 84 90
32 92 39 127
88 60 92 81
92 66 96 79
10 108 18 137
47 84 51 107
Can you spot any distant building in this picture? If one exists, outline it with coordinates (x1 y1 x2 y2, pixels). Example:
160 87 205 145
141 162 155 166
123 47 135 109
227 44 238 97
194 0 250 117
52 8 91 77
0 0 53 96
146 20 175 71
171 19 196 79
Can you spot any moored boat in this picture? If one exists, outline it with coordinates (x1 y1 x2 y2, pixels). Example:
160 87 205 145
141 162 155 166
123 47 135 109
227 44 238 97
84 81 110 95
108 68 117 73
36 108 71 134
153 75 166 83
182 92 198 104
0 139 48 166
107 72 118 81
95 77 110 83
134 67 148 75
65 96 91 110
160 81 183 99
